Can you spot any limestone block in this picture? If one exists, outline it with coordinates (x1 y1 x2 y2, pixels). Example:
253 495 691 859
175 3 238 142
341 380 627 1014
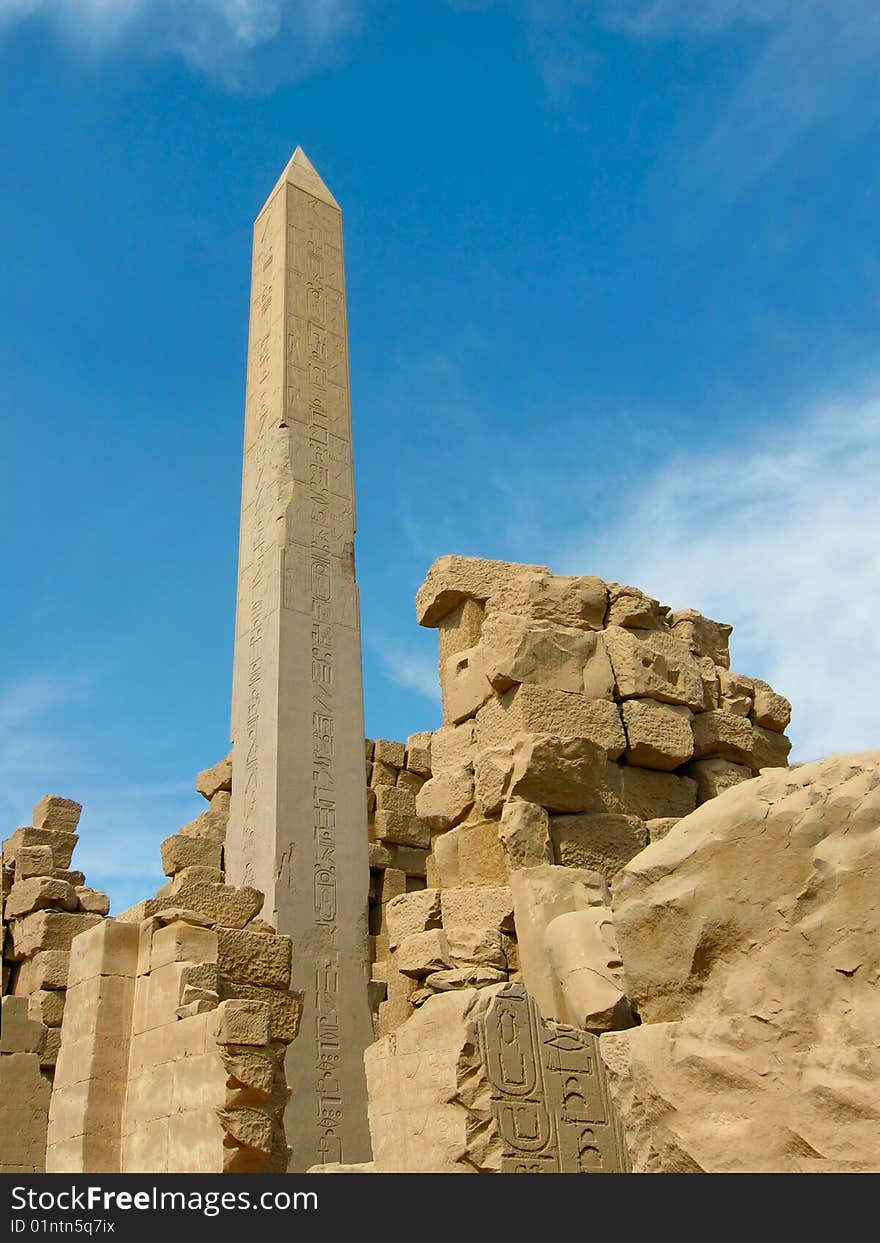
375 784 417 817
430 721 476 774
646 817 680 842
431 829 460 889
551 813 648 884
441 644 494 724
55 973 134 1048
475 684 627 759
216 999 272 1046
393 846 429 878
750 680 792 733
415 767 474 832
668 609 732 669
685 757 753 804
196 753 233 800
545 908 631 1033
698 656 720 710
75 887 110 916
396 930 451 978
417 555 549 627
384 889 442 949
40 1027 62 1069
368 841 394 870
374 809 431 849
437 597 486 673
718 669 754 714
498 799 553 871
216 929 292 989
149 921 218 973
5 876 78 918
621 699 694 771
369 760 398 789
396 770 425 795
508 733 606 812
424 966 506 990
376 996 413 1037
480 611 614 697
177 806 228 843
13 845 54 880
2 827 79 870
485 570 607 632
0 1049 52 1170
160 834 223 876
9 911 103 961
13 950 70 993
222 983 303 1044
27 989 65 1028
32 795 82 834
404 732 432 778
751 725 792 772
441 886 514 933
473 744 514 815
374 739 405 768
604 626 705 709
606 752 880 1172
691 710 755 765
153 883 263 930
605 583 667 629
445 926 507 970
1 995 46 1054
220 1107 274 1156
456 820 507 886
163 866 225 895
583 764 698 821
222 1049 276 1096
379 868 406 903
508 863 609 1022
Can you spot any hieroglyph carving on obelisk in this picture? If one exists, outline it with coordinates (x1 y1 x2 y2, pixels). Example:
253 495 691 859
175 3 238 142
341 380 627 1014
227 148 373 1171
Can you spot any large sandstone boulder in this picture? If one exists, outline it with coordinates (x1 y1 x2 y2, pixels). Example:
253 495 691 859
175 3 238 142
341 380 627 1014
602 752 880 1173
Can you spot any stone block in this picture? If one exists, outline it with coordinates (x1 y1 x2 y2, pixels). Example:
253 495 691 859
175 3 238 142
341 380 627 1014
475 684 626 758
473 744 514 815
216 928 291 989
582 763 698 820
684 757 753 804
32 795 82 834
221 983 303 1044
605 582 667 629
750 680 792 733
396 930 451 978
668 609 732 669
160 834 223 877
551 813 648 885
5 876 78 918
456 820 508 886
374 739 406 768
692 710 755 765
384 889 442 949
441 644 494 724
751 725 792 772
508 732 607 812
393 846 429 878
153 883 263 930
646 817 680 842
423 965 506 991
485 570 607 631
480 611 614 697
430 721 476 774
375 784 417 817
374 809 431 849
544 907 632 1032
376 996 412 1037
415 767 474 832
13 845 54 880
196 753 233 800
150 921 218 973
604 626 706 709
441 885 514 933
0 996 46 1054
437 598 486 671
216 999 272 1046
445 926 507 970
57 973 134 1048
404 733 432 778
12 950 70 993
62 918 139 988
10 911 103 961
621 698 695 771
498 799 553 871
28 988 66 1028
417 555 549 627
369 761 398 789
2 827 79 870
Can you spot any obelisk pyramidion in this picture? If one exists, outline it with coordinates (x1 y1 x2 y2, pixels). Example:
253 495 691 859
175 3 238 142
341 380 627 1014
226 148 373 1171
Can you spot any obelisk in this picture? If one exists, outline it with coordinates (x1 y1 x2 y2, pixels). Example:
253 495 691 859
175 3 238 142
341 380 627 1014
226 148 373 1170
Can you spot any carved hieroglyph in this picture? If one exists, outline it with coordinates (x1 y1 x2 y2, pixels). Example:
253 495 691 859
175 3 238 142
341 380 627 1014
227 148 373 1170
477 985 630 1173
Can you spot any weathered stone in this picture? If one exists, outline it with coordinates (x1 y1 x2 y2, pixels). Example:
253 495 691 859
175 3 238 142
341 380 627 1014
384 889 442 949
28 989 66 1028
393 846 429 878
417 556 549 627
750 680 792 732
454 820 507 885
5 876 78 919
605 583 667 629
220 984 303 1045
396 770 425 796
718 668 753 716
621 698 694 771
424 966 506 990
508 733 606 812
396 930 451 978
645 817 679 842
374 784 417 817
1 995 46 1054
160 834 223 877
475 684 626 758
10 911 103 961
437 598 486 674
415 767 474 832
2 827 79 870
691 710 754 765
373 739 405 769
404 732 432 778
684 757 753 804
153 884 263 930
751 725 792 772
445 926 507 970
498 799 553 871
430 721 476 774
177 806 228 843
441 644 494 724
216 928 292 990
668 609 732 669
485 570 607 632
12 950 70 993
13 845 54 880
480 612 614 697
216 999 272 1047
441 885 514 933
551 813 648 884
74 887 110 916
373 809 430 849
607 751 880 1173
544 908 632 1032
472 744 514 814
195 754 232 801
32 795 82 834
604 626 705 709
163 866 225 895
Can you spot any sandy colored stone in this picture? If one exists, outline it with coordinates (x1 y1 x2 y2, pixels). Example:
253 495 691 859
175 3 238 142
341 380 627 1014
216 999 272 1046
417 555 549 627
13 950 70 993
430 721 476 774
9 911 103 961
395 929 451 978
718 668 753 715
544 908 632 1032
2 827 79 870
154 883 263 930
441 644 494 724
1 995 47 1054
415 767 474 832
177 804 228 843
691 709 754 766
162 866 225 895
196 754 232 801
373 808 431 849
583 764 698 821
472 744 513 814
604 626 705 709
445 926 507 970
28 989 66 1028
475 683 626 758
384 889 442 950
668 609 732 669
507 733 606 812
480 611 614 697
5 876 78 918
498 799 553 871
424 966 507 991
374 784 417 817
485 570 607 632
32 795 82 834
684 756 753 804
404 732 432 778
645 817 680 842
607 751 880 1172
750 679 792 732
605 583 668 629
455 820 507 885
441 885 514 933
751 725 792 772
160 834 223 877
373 738 405 768
216 928 291 989
551 813 648 884
13 845 54 880
621 698 694 771
437 598 486 673
75 887 110 916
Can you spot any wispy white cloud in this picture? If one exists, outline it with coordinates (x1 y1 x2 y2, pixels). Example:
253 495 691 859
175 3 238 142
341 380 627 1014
374 638 441 704
558 386 880 763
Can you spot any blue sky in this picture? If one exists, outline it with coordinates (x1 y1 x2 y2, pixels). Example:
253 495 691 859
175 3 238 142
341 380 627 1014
2 0 879 909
